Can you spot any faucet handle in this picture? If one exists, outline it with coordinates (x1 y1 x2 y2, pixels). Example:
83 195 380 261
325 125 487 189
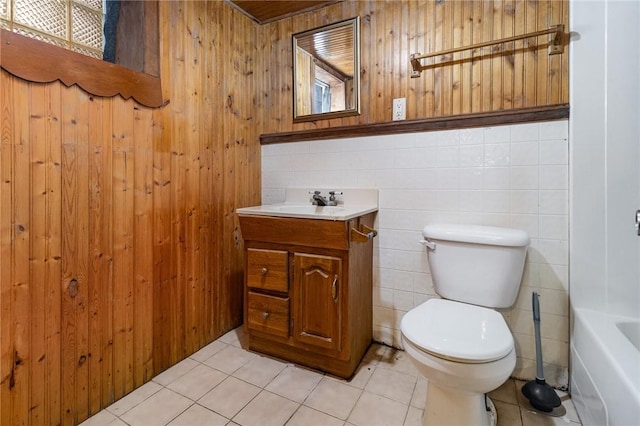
328 191 343 201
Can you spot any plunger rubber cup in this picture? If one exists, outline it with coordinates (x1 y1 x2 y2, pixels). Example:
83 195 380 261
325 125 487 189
522 378 561 412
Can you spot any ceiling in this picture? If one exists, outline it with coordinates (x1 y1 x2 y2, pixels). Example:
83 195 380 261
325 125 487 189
229 1 342 24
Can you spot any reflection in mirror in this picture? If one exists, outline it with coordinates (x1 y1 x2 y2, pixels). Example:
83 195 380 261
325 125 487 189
293 17 360 122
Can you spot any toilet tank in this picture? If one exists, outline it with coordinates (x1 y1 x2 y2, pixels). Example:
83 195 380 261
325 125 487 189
422 224 530 308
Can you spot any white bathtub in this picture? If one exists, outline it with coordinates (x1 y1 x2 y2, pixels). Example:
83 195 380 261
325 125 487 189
571 308 640 425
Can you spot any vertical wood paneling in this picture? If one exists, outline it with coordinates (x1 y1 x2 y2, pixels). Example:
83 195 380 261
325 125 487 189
471 1 483 112
524 0 537 107
87 94 106 416
415 2 429 117
60 85 78 426
111 98 135 401
384 3 396 120
98 97 114 410
207 0 224 340
169 0 187 366
74 89 90 423
13 77 31 426
451 2 463 114
1 1 261 424
433 1 444 115
560 1 569 103
222 4 241 335
183 1 201 355
0 73 14 426
198 0 214 344
151 8 172 370
502 0 515 109
535 0 549 105
442 1 454 114
229 4 248 334
261 0 569 133
512 0 525 108
547 0 563 105
29 84 47 426
491 0 503 111
132 105 154 387
369 6 380 122
45 83 62 426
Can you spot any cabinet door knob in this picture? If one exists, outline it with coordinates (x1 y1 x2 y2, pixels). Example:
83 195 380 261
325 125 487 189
261 267 268 275
262 312 270 320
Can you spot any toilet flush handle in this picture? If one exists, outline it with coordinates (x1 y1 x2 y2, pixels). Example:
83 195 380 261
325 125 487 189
419 239 436 250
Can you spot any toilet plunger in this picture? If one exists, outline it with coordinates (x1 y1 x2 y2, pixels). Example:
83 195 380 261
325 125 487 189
521 292 561 412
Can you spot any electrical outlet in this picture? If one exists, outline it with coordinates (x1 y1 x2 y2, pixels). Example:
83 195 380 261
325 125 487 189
393 98 406 121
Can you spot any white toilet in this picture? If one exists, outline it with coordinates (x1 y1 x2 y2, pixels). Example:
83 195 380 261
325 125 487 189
400 224 529 426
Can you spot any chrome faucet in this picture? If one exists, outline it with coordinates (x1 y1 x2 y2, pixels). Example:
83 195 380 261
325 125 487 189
312 191 329 206
311 190 342 206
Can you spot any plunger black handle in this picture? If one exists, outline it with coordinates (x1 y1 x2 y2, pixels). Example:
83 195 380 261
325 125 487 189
532 292 544 380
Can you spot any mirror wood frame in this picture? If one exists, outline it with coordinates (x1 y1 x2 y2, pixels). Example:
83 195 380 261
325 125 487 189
292 17 360 123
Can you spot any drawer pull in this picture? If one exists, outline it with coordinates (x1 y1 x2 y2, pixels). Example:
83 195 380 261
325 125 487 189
351 224 378 243
262 312 270 320
331 275 338 303
261 267 268 275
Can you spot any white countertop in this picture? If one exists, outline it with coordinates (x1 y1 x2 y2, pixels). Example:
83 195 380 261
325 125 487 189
236 188 378 221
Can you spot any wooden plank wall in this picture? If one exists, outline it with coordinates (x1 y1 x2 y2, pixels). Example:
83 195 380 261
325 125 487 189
260 0 569 133
0 1 260 425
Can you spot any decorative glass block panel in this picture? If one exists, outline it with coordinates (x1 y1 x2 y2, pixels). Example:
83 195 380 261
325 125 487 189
4 0 105 60
14 25 67 48
0 0 10 21
71 3 101 49
14 0 68 38
72 44 100 59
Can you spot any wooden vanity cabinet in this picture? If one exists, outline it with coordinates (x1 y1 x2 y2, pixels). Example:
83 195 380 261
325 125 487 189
238 213 375 378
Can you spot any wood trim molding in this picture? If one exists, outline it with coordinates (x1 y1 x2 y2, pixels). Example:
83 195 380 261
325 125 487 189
260 104 570 144
0 29 166 108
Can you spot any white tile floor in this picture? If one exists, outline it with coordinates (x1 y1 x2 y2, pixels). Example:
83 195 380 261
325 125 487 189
81 327 582 426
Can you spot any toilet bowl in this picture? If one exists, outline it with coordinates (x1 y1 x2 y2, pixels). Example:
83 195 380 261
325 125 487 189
400 224 529 426
401 299 516 425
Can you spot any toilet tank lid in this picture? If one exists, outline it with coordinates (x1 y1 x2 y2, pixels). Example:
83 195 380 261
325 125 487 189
422 224 530 247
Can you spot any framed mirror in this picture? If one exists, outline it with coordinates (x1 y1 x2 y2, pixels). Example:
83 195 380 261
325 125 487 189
293 17 361 122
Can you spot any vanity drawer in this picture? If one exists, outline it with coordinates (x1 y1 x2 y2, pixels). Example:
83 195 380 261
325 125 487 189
246 248 288 292
247 292 289 338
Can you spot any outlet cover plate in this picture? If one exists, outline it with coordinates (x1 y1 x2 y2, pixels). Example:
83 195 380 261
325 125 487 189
393 98 406 121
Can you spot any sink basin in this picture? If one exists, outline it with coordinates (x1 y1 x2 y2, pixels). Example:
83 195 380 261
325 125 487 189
236 203 376 221
275 205 345 214
235 188 378 221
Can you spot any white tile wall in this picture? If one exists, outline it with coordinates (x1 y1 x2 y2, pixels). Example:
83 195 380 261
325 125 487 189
261 120 570 387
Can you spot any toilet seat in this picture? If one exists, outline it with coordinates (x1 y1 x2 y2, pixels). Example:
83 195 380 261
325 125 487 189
401 299 513 363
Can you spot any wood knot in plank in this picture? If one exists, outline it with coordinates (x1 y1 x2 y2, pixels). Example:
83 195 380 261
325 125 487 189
68 278 79 298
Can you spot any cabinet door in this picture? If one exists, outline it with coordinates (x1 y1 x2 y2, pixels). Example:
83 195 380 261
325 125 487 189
292 253 342 352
